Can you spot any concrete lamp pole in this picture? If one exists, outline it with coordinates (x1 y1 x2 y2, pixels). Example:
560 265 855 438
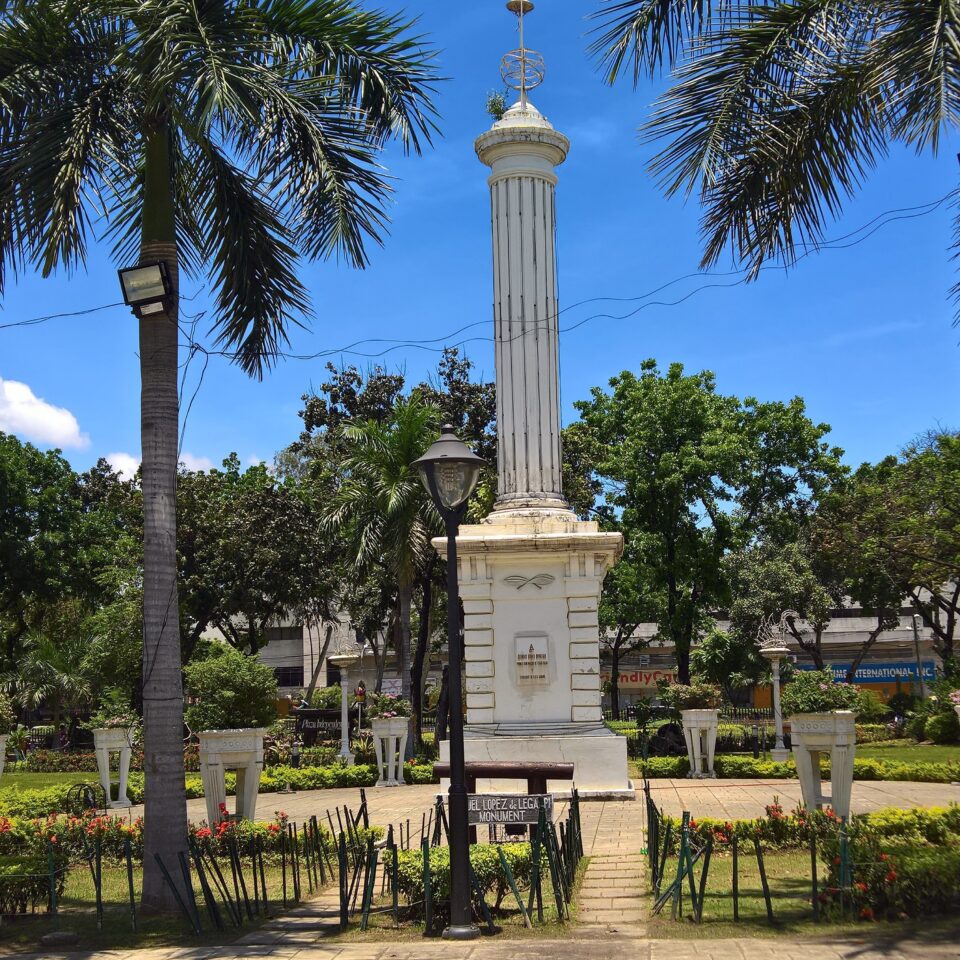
327 652 360 766
761 644 792 762
413 424 485 942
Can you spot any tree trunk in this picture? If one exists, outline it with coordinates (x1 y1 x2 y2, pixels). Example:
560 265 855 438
138 119 189 914
398 581 412 699
846 616 889 683
304 623 335 702
410 560 435 751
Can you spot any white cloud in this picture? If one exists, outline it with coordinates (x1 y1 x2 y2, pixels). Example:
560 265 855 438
0 377 90 449
246 455 266 466
106 450 215 478
179 452 215 472
106 451 140 480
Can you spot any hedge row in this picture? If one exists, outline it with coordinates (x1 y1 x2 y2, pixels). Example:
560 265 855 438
636 754 960 783
0 763 438 819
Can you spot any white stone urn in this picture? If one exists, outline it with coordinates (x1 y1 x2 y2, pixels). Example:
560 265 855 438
370 717 409 787
954 704 960 722
0 734 7 779
93 727 135 808
198 729 266 825
680 708 719 778
789 710 856 819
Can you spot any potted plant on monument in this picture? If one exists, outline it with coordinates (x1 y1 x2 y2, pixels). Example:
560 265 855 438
367 693 412 787
85 690 140 807
660 679 722 778
780 668 860 818
185 647 279 824
0 693 15 780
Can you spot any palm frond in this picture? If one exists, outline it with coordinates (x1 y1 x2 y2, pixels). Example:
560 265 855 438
191 138 310 377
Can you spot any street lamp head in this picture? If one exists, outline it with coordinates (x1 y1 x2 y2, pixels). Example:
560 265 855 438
412 424 486 513
118 261 172 316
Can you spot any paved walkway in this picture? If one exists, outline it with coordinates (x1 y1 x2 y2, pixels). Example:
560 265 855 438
647 778 960 819
125 777 960 830
16 932 960 959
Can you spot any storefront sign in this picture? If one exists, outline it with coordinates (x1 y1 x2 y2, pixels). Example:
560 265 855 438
795 661 936 682
467 793 553 825
600 668 676 690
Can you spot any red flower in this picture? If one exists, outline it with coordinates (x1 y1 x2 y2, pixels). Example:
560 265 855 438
879 853 889 862
860 907 874 920
196 827 212 839
833 856 841 865
885 870 897 883
855 881 868 892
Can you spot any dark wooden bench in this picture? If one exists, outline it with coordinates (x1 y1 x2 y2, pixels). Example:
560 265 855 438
432 761 575 841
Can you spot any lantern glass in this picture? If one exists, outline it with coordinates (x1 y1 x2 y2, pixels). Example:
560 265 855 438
422 460 482 510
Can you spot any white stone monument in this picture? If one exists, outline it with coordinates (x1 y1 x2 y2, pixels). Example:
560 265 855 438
438 2 630 797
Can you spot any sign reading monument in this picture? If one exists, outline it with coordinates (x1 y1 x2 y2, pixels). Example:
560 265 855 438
467 793 553 825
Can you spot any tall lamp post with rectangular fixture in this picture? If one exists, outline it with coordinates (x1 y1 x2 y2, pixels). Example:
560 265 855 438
413 424 485 941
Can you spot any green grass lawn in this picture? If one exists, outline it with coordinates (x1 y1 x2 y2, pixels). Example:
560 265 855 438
856 741 960 764
0 858 311 953
0 771 99 790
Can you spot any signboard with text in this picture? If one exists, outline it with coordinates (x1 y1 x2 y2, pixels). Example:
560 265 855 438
795 661 936 682
467 793 553 826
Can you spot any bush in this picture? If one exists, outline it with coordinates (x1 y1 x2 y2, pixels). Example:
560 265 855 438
184 646 279 730
658 680 721 711
854 690 891 723
856 723 898 744
780 669 860 715
906 712 928 741
0 854 68 915
0 695 15 736
309 685 343 710
924 710 960 744
395 843 532 918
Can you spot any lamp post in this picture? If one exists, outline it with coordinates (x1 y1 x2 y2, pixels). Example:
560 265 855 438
327 652 359 766
413 423 484 941
759 611 796 763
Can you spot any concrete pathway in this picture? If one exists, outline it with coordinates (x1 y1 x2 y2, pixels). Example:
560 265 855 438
646 778 960 819
124 777 960 831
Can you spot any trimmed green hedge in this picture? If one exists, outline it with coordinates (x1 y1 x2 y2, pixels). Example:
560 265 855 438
0 854 68 915
0 762 438 818
635 753 960 783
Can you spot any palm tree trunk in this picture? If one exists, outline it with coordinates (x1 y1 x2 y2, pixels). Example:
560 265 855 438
304 623 335 701
138 118 189 914
398 582 412 700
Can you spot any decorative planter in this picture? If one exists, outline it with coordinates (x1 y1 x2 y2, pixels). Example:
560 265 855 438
680 708 719 778
954 705 960 722
0 735 7 779
198 728 266 825
370 717 409 787
93 727 135 808
789 710 856 819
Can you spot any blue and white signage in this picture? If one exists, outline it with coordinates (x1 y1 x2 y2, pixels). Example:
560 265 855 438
795 661 936 682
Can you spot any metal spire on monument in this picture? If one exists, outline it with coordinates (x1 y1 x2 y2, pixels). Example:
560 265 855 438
501 0 544 110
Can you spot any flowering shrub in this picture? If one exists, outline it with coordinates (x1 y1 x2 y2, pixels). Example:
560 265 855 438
780 669 860 715
366 693 412 720
658 680 722 711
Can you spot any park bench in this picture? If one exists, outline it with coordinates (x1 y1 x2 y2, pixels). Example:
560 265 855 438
432 760 574 841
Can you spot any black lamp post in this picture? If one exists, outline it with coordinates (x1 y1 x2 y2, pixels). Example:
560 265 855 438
413 424 485 941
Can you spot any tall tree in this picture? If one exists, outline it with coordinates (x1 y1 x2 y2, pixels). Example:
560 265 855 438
591 0 960 288
0 0 436 911
576 360 843 682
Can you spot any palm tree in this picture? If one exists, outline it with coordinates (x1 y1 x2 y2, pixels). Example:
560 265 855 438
325 395 440 704
590 0 960 277
0 0 436 910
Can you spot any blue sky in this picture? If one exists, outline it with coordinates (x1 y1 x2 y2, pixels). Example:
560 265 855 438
1 1 958 478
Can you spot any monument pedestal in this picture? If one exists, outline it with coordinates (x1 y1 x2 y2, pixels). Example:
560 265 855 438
437 511 631 798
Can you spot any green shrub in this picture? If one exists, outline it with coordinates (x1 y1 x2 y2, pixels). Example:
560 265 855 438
780 669 860 715
0 854 68 915
856 723 897 744
0 694 15 736
906 712 928 741
924 710 960 744
184 646 279 730
854 690 891 723
395 843 532 918
308 685 343 710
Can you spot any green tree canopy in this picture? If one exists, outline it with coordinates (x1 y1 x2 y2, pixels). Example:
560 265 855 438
576 359 844 682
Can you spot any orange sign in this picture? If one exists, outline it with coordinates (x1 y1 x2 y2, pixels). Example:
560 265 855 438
600 668 676 690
